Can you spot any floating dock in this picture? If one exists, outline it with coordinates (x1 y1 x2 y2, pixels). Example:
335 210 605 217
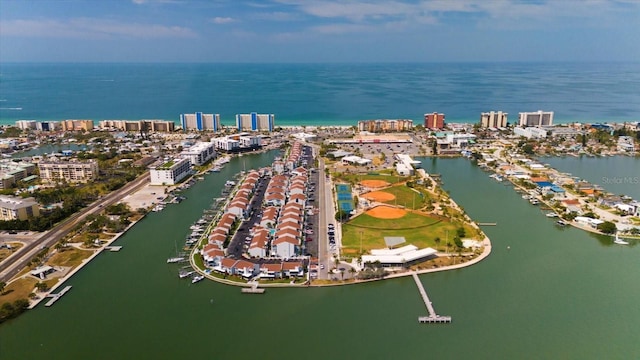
412 273 451 324
44 286 72 307
105 246 122 252
477 222 497 226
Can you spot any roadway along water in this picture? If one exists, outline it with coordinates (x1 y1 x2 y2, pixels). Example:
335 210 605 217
0 154 639 359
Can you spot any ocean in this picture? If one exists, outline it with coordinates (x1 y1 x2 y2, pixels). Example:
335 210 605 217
1 62 639 127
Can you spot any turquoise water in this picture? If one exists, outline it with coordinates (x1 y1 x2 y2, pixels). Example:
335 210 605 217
2 62 639 126
1 154 639 359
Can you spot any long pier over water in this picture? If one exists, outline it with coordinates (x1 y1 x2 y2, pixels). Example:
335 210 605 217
412 273 451 324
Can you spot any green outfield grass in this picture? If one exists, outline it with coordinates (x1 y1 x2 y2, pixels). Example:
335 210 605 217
375 185 428 210
341 212 479 258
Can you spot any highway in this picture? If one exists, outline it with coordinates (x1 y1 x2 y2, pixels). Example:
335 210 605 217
0 173 150 283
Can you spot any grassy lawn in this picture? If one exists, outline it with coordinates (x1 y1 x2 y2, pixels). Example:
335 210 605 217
341 212 479 258
0 242 24 262
0 277 38 304
378 185 428 210
47 248 93 268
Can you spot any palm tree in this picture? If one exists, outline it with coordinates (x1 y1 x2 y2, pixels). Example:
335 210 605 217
0 281 6 294
339 268 345 280
434 237 441 251
349 267 356 278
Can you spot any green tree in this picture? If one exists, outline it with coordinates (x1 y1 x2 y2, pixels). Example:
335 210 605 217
0 281 5 294
597 221 617 234
434 237 441 251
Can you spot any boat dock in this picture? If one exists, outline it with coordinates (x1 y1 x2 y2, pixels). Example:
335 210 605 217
412 273 451 324
241 282 265 294
44 285 72 307
478 222 497 226
105 246 122 252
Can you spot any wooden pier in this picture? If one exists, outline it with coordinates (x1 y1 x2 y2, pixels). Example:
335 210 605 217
412 273 451 324
241 282 265 294
44 286 72 307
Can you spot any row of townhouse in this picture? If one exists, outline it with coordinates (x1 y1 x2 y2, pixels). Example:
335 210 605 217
226 170 261 218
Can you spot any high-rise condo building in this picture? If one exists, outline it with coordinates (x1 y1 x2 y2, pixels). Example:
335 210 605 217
424 113 445 129
518 111 554 127
180 112 221 132
480 111 508 128
236 112 275 132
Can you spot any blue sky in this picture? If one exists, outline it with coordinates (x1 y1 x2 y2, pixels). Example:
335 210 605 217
0 0 638 62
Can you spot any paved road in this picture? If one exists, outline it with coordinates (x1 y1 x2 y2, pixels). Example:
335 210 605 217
0 173 150 283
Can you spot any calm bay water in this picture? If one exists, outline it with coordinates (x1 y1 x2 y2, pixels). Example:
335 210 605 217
1 62 639 126
543 156 640 200
1 154 639 359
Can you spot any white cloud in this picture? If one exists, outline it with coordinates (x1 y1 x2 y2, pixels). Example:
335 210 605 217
0 18 198 39
211 16 236 24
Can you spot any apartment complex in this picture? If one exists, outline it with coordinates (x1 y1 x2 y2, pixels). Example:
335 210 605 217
424 113 445 129
180 142 216 166
357 119 413 132
38 159 99 183
61 120 94 131
180 112 221 132
0 195 40 221
518 111 554 127
150 157 191 185
480 111 508 128
100 120 175 132
236 113 274 132
0 161 37 189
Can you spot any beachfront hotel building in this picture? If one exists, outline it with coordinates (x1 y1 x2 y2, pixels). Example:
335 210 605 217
180 141 216 166
180 112 221 132
480 111 508 128
15 120 37 130
424 113 445 129
357 119 413 132
99 120 175 132
38 159 99 183
61 120 94 131
0 195 40 221
518 111 554 127
150 157 191 185
236 113 275 132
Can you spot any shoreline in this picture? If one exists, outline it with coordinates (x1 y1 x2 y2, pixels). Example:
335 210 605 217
26 216 145 309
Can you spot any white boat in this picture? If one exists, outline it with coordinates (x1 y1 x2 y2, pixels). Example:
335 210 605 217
167 257 185 264
556 220 568 226
613 233 629 245
545 212 559 218
192 275 205 283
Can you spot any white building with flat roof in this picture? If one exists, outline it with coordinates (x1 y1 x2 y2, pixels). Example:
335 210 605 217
514 127 548 139
150 157 191 185
519 111 554 127
213 137 240 151
180 142 216 166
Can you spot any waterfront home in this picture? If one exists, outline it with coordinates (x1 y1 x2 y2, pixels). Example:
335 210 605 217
259 263 283 279
202 245 225 267
282 261 305 277
574 216 605 228
227 197 250 218
234 260 259 279
208 230 227 247
217 213 237 233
